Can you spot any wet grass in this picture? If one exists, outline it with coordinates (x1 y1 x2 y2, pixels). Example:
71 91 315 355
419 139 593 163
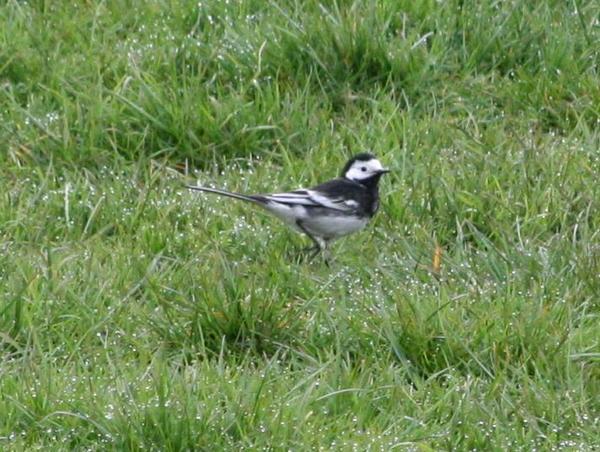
1 0 599 449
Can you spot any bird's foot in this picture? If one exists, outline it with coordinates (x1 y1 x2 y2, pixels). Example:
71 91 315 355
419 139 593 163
294 245 319 263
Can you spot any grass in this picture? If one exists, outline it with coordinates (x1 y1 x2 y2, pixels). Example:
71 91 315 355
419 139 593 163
1 0 599 449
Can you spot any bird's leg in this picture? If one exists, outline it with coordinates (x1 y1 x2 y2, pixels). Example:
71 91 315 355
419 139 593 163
295 221 333 266
308 245 322 260
309 241 330 267
296 220 324 259
300 244 319 254
321 240 332 267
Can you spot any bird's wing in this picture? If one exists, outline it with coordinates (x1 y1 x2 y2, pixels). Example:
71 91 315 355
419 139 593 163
264 189 356 212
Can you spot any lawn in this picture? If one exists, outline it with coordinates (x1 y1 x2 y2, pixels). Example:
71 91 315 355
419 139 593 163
1 0 599 449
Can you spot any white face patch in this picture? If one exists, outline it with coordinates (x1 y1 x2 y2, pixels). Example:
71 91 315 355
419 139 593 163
344 158 387 182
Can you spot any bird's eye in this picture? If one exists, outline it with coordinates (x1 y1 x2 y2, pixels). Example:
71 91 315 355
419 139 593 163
361 167 367 172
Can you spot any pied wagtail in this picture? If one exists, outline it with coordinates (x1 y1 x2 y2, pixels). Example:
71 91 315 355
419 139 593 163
186 153 389 261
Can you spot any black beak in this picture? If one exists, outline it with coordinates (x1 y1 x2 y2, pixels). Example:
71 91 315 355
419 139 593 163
378 169 390 174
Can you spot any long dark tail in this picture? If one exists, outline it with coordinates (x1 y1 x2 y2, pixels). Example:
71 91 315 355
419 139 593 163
186 185 264 205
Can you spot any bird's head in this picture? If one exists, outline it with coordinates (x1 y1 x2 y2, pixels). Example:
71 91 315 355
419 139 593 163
342 153 390 184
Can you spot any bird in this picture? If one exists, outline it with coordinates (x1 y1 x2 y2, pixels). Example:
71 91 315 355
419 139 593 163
186 153 389 262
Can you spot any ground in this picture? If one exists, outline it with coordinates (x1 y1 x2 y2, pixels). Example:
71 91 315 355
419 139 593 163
1 0 599 450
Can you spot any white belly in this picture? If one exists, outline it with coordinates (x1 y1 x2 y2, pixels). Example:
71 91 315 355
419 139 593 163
263 202 366 238
301 214 367 239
